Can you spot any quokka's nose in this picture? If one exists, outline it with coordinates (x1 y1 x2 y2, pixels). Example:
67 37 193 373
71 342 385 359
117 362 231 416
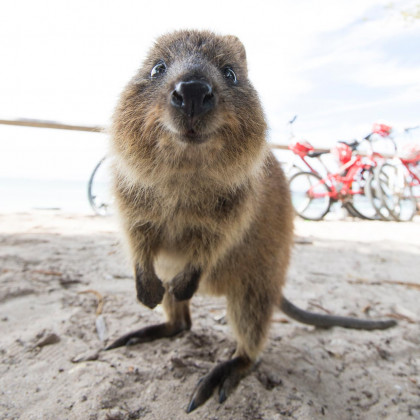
171 80 215 118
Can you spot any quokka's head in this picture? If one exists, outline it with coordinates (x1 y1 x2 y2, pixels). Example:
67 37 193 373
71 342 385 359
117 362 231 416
112 30 267 174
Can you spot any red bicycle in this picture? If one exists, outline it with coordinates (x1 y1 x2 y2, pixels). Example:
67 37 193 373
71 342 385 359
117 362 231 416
373 126 419 221
288 129 387 221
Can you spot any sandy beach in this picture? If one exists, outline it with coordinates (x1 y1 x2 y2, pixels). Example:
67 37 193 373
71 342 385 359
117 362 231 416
0 211 419 420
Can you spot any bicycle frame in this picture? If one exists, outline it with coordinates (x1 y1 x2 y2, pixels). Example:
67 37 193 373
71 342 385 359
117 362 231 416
289 137 381 201
298 153 325 174
307 155 374 201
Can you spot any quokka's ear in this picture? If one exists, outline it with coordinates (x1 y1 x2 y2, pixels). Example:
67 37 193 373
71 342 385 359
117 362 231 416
224 35 247 70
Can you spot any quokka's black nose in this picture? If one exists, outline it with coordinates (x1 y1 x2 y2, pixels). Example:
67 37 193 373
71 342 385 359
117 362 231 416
171 80 215 118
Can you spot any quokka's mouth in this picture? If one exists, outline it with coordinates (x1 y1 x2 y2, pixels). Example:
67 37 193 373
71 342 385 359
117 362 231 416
180 128 209 144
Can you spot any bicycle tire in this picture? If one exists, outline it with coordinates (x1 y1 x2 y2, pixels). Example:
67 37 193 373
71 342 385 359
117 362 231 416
283 162 303 179
87 156 113 216
364 171 392 221
343 201 361 218
345 169 380 220
289 171 331 220
375 162 416 222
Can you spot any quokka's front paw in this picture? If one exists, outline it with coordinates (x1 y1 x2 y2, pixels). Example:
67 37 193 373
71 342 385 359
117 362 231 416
169 266 201 301
135 267 165 309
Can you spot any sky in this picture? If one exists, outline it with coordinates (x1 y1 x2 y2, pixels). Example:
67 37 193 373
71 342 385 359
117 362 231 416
0 0 419 210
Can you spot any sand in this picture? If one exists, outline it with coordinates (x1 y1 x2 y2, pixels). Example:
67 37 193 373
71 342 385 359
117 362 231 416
0 211 419 420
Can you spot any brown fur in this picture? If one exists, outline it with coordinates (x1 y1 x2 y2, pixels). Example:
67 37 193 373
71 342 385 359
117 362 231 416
110 30 294 361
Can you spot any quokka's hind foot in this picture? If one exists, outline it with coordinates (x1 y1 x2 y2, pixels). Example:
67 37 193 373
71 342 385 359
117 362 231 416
105 322 187 350
186 355 252 413
106 293 192 350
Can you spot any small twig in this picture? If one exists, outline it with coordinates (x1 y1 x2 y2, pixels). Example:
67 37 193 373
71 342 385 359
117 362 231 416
308 302 332 314
294 236 313 245
362 305 371 314
382 280 420 290
78 289 107 342
385 313 416 324
32 269 62 276
348 278 420 290
78 289 104 315
272 318 290 324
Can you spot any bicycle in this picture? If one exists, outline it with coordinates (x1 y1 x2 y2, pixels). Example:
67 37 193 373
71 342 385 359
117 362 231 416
87 156 113 215
373 126 419 221
288 133 386 221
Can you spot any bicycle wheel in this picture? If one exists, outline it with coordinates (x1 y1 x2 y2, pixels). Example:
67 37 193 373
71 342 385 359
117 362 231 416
289 172 331 220
364 171 392 220
87 156 113 216
282 162 303 179
345 169 380 220
375 162 416 222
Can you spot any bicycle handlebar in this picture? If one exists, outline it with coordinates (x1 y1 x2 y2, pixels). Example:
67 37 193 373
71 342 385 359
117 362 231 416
341 132 397 154
338 139 360 150
404 125 420 133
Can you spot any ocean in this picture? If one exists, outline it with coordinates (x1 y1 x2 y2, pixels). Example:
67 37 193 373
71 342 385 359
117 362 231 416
0 177 94 214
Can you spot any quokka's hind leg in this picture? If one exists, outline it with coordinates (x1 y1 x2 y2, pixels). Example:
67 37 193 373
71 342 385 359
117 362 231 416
187 281 275 412
105 292 191 350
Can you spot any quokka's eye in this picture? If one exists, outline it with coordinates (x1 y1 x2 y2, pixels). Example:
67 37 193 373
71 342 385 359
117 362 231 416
150 61 167 78
223 66 237 84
